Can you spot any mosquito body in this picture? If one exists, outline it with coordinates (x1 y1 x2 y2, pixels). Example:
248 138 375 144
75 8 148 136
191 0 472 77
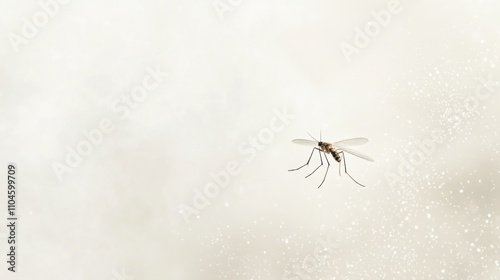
317 142 341 161
289 134 374 188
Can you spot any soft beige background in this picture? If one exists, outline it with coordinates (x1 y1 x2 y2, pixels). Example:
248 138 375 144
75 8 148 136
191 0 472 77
1 0 499 279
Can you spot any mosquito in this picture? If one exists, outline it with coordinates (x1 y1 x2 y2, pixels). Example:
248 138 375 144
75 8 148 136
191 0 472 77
288 133 374 188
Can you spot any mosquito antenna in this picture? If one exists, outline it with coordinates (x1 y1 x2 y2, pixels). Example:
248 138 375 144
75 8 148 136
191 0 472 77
320 130 322 142
306 132 319 142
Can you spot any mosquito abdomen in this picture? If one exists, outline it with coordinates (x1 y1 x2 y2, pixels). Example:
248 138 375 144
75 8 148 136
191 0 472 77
331 150 341 162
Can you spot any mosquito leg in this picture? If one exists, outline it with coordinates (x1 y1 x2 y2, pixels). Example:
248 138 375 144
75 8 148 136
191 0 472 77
341 152 366 187
338 155 342 176
318 152 330 188
305 149 323 178
289 148 320 172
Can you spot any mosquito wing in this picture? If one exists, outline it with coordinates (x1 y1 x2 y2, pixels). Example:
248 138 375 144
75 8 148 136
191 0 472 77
334 145 374 162
292 139 318 146
333 138 369 146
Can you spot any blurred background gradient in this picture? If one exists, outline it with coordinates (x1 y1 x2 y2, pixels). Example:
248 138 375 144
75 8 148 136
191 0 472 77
1 0 499 279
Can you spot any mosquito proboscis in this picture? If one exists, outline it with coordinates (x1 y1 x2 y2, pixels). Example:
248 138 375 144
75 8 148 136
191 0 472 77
288 133 374 188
